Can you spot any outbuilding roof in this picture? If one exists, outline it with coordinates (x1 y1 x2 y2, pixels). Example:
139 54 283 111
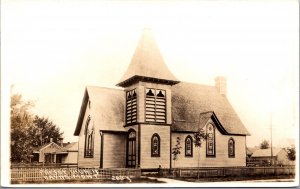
251 148 283 157
55 142 78 154
117 28 179 87
32 142 63 153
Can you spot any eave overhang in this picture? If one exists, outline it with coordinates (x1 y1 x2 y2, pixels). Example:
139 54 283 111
116 75 180 87
74 89 89 136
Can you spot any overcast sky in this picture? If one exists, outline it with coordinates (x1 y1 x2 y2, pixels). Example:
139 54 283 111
3 0 299 148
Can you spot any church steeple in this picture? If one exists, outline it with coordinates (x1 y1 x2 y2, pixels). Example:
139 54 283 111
117 28 179 87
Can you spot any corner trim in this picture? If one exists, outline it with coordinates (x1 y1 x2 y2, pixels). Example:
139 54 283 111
169 127 172 168
138 124 141 168
100 132 104 168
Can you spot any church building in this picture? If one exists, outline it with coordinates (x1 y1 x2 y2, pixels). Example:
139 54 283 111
74 28 250 169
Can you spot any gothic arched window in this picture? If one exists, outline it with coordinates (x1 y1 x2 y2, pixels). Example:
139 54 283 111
151 133 160 157
84 116 94 158
228 138 235 158
127 129 136 167
206 124 215 157
185 135 193 157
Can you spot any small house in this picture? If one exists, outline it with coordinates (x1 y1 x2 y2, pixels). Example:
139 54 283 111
32 141 61 163
250 148 294 166
54 142 78 164
32 139 78 164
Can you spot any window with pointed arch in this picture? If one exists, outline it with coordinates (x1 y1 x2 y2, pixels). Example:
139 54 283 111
206 124 215 157
185 135 193 157
228 138 235 158
151 133 160 157
84 116 94 158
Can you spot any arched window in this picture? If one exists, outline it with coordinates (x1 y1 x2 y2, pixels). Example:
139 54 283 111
84 116 94 158
228 138 235 158
151 133 160 157
185 135 193 157
206 124 215 157
127 129 136 167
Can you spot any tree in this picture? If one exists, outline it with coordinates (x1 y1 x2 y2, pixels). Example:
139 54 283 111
10 94 34 162
260 139 270 149
10 94 63 163
172 137 182 168
287 147 296 161
29 116 63 147
193 129 207 179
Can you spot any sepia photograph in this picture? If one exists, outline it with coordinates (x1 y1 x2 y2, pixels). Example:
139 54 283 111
1 0 299 187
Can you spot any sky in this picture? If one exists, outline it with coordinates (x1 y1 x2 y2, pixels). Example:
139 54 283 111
2 0 299 148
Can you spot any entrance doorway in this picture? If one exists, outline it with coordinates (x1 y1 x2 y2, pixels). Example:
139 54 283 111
127 129 136 167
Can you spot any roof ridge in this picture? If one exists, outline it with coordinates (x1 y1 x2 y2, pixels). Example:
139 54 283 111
178 81 216 88
86 85 123 91
200 111 214 115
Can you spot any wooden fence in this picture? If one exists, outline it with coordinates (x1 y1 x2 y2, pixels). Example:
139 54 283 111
11 166 295 183
159 166 295 178
11 167 141 183
11 163 78 169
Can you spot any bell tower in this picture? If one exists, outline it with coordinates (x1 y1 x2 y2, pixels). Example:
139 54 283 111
117 28 179 168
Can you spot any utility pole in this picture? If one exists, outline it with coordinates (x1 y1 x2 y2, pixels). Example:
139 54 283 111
270 112 273 166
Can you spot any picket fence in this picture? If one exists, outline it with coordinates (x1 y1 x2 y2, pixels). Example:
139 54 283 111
11 166 295 183
159 166 295 178
11 167 141 183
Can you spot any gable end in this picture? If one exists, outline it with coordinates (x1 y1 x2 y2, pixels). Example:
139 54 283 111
74 89 89 136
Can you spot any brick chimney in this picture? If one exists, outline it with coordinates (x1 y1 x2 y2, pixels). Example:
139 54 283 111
215 76 227 97
58 137 64 147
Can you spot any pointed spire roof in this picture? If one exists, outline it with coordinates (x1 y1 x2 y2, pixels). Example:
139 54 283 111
117 28 179 87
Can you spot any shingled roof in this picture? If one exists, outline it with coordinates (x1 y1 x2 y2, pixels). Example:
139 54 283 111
74 86 125 135
251 148 283 157
55 142 78 154
117 28 179 87
32 142 62 153
171 82 249 135
74 82 249 136
75 29 248 136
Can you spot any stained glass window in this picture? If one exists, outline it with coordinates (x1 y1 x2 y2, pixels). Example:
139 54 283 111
206 124 215 157
185 135 193 157
228 138 235 158
84 116 94 158
151 134 160 157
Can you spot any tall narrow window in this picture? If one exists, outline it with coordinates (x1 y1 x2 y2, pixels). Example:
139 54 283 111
228 138 235 158
126 89 137 125
84 116 94 158
145 88 166 123
127 129 136 167
151 133 160 157
206 124 215 157
185 135 193 157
